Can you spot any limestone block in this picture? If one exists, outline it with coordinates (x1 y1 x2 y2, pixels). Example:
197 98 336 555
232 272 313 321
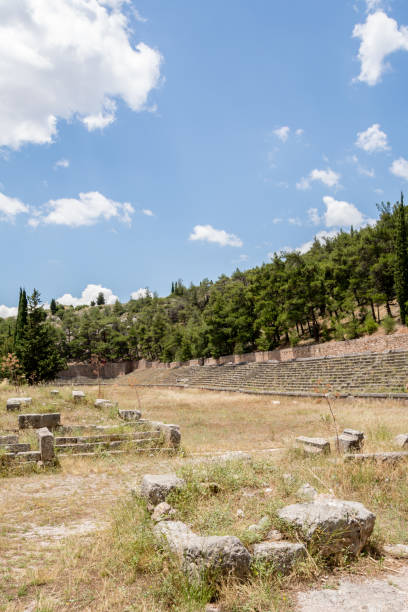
278 498 375 555
5 443 30 453
394 434 408 448
296 436 331 455
252 541 306 573
18 413 61 430
94 399 116 409
118 409 142 421
338 434 361 453
154 521 251 579
140 473 186 505
0 435 18 445
345 451 408 463
343 429 364 442
38 427 55 464
383 544 408 559
50 389 59 395
7 397 31 411
72 390 85 401
17 451 41 462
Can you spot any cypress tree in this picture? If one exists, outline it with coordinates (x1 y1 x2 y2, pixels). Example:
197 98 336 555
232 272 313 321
394 193 408 324
14 288 28 350
96 292 105 306
50 298 57 315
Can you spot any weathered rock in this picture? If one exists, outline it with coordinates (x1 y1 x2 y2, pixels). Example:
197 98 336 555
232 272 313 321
0 435 18 445
94 399 116 409
338 434 361 453
4 443 30 453
72 390 85 401
278 498 375 555
343 429 364 442
296 436 330 455
252 541 306 573
19 413 61 430
154 521 251 579
38 427 55 464
345 452 408 463
394 434 408 448
248 516 270 534
152 502 176 522
383 544 408 559
297 483 318 501
7 397 32 411
140 473 186 505
266 529 284 541
118 409 141 421
159 423 181 448
50 389 59 395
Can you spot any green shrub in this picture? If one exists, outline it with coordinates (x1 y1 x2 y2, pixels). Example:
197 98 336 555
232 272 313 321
363 316 379 335
334 323 346 341
381 315 396 335
289 333 300 347
345 320 361 340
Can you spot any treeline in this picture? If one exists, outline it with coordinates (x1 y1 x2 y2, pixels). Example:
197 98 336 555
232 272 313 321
0 198 407 379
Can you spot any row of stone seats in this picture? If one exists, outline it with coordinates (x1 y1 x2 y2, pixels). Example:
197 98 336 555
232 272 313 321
125 350 408 395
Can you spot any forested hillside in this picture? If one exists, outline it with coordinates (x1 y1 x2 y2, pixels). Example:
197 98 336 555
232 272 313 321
0 200 405 371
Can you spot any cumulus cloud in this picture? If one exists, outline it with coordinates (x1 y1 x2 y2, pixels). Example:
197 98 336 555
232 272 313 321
308 208 321 225
295 128 304 136
289 217 302 226
30 191 134 227
296 168 340 190
0 305 18 318
54 158 70 169
353 11 408 86
189 224 243 247
0 192 29 222
57 284 119 306
0 0 162 149
131 288 152 299
299 230 339 255
356 123 389 152
273 126 290 142
366 0 383 10
323 196 365 228
141 208 154 216
390 157 408 180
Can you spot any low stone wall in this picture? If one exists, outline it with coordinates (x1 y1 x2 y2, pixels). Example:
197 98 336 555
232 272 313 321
56 330 408 381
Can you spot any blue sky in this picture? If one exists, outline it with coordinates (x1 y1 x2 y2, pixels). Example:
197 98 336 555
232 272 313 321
1 0 408 314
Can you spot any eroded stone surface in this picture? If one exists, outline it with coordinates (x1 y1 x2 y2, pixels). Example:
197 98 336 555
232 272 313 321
394 434 408 448
94 399 116 408
252 541 306 573
297 483 318 501
383 544 408 558
152 502 176 522
0 435 18 445
72 391 85 401
7 397 31 411
38 428 55 464
118 409 141 421
278 498 375 555
19 413 61 430
154 521 251 579
140 473 186 505
296 437 330 454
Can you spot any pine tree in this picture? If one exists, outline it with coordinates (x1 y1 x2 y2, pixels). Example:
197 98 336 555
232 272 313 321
19 289 66 383
50 298 57 315
14 288 28 350
96 292 105 306
394 193 408 324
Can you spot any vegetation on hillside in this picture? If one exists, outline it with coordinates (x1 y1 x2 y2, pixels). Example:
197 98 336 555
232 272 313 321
0 198 406 376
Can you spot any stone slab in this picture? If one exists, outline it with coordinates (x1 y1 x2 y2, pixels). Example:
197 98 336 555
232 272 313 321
118 409 142 421
7 397 32 411
38 427 55 463
345 452 408 463
0 435 18 445
140 473 186 505
252 541 306 573
296 436 330 454
94 399 117 408
18 413 61 430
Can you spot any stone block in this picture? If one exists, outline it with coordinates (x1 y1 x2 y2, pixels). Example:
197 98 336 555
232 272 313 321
252 541 306 573
50 389 59 395
140 473 186 505
118 409 141 421
17 451 41 462
394 434 408 448
18 413 61 430
0 435 18 445
343 429 364 442
7 397 31 411
94 399 116 408
154 521 251 579
297 483 318 501
278 498 375 556
383 544 408 559
296 436 331 454
338 434 361 453
72 390 85 401
345 451 408 463
152 502 176 522
5 443 30 453
38 427 55 464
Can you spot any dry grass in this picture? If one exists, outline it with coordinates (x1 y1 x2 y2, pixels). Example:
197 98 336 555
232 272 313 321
1 384 408 610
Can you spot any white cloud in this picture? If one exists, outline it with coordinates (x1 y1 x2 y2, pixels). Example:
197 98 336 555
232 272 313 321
356 123 389 152
365 0 384 12
289 217 302 226
272 218 283 224
0 0 162 149
54 158 70 169
57 284 118 306
353 11 408 86
308 207 321 225
189 224 243 247
131 288 152 300
0 192 29 221
141 208 154 216
297 168 340 190
390 157 408 180
31 191 134 227
295 128 304 136
0 305 18 318
273 126 290 142
323 195 365 228
299 230 339 255
358 166 375 177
